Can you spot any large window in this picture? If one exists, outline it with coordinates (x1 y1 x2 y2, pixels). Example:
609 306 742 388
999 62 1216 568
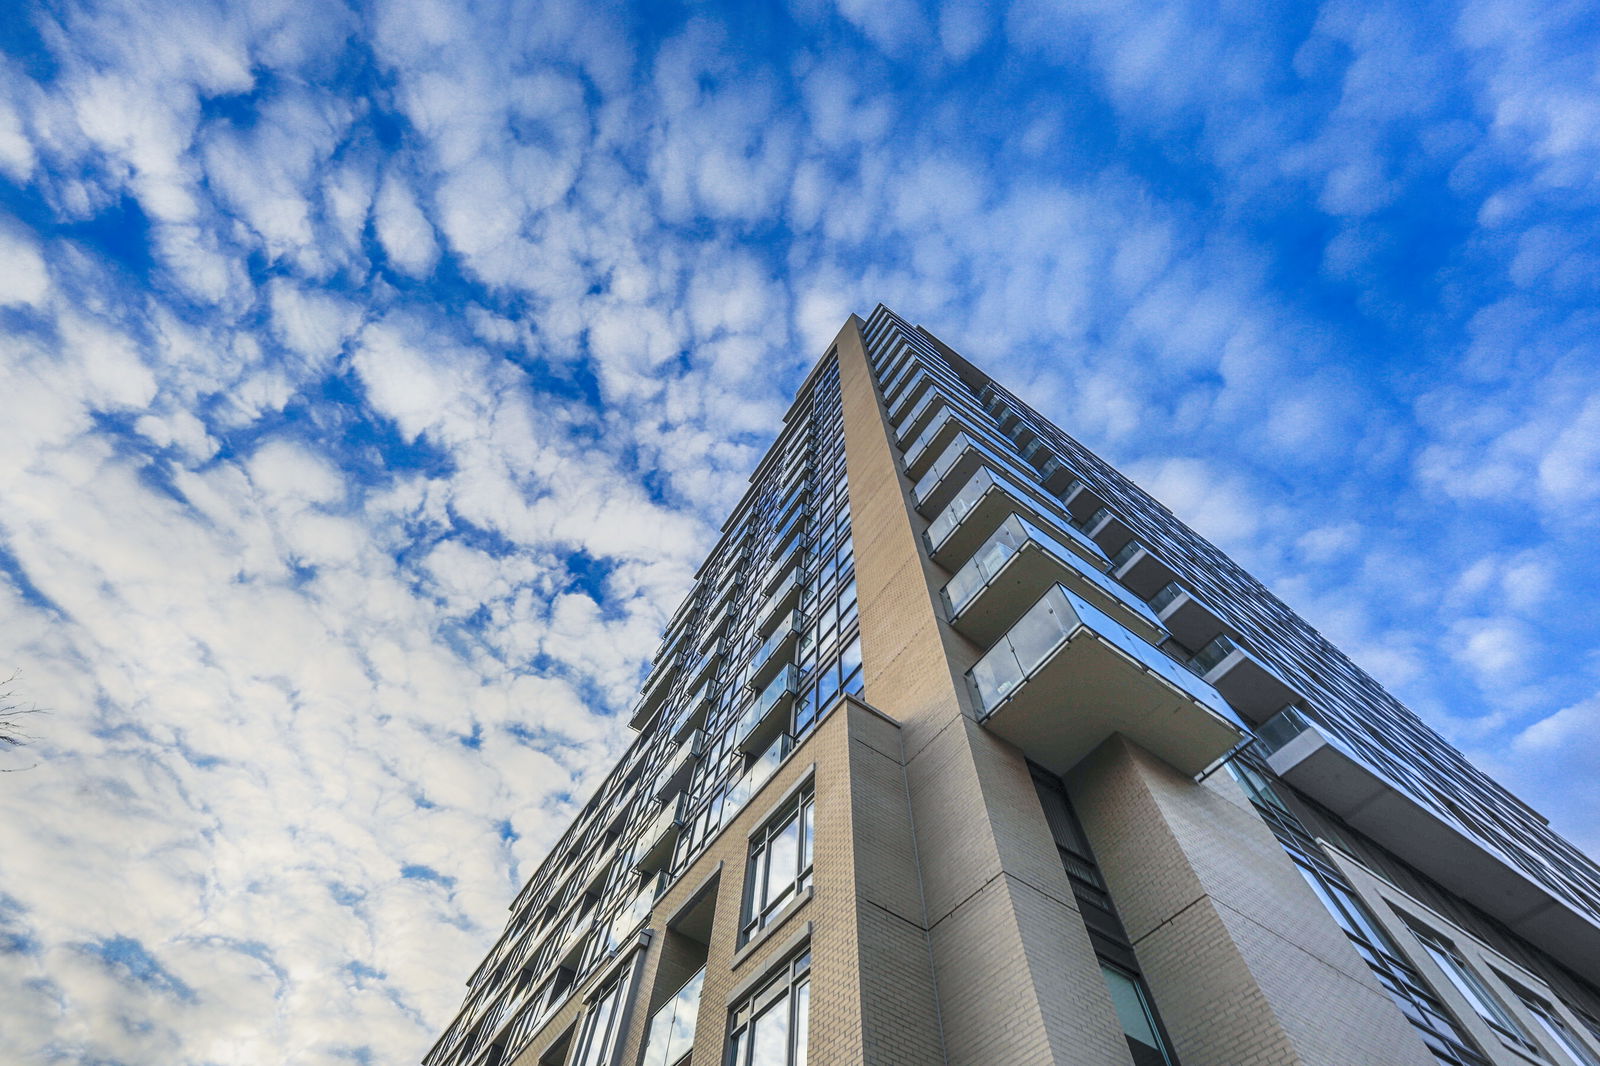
742 784 815 942
1506 982 1600 1066
1101 961 1175 1066
1406 924 1542 1058
573 966 632 1066
1227 759 1490 1066
727 949 811 1066
642 967 705 1066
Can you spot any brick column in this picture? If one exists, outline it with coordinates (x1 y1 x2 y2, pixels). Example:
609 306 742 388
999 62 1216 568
834 317 1132 1066
1066 736 1436 1066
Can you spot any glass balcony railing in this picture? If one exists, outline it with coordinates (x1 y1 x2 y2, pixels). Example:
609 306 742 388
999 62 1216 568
1184 634 1302 724
1108 539 1142 572
1188 633 1239 675
1148 581 1184 616
888 372 940 426
628 657 681 731
943 514 1162 643
967 584 1244 776
632 796 687 873
903 407 1017 481
641 967 705 1066
604 879 655 950
756 566 807 630
893 388 942 446
912 431 1048 516
972 586 1227 718
1254 704 1316 759
749 611 803 687
651 730 704 802
925 466 1105 572
1059 477 1106 523
727 732 792 814
736 665 800 754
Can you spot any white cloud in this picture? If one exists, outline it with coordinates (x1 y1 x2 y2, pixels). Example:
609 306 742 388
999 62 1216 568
0 223 50 307
4 0 1600 1062
375 172 441 278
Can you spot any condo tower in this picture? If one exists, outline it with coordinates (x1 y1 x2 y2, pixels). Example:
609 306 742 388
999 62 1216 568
424 307 1600 1066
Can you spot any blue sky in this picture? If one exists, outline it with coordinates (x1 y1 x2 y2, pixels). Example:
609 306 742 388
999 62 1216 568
1 0 1598 1061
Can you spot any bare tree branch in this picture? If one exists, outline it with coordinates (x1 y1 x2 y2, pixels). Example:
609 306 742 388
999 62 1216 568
0 671 45 770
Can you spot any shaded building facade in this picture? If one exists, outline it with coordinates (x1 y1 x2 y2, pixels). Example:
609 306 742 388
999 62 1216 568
425 307 1600 1066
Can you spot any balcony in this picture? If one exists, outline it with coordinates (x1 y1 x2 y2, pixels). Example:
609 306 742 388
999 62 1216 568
682 641 725 693
667 677 714 742
1186 634 1301 725
1078 507 1135 558
628 657 681 731
749 611 804 689
1060 478 1108 524
1107 541 1178 600
736 665 800 754
887 372 939 428
756 566 807 632
726 732 792 816
944 515 1165 647
632 796 687 873
604 878 656 950
880 356 925 407
641 967 705 1066
652 730 705 803
903 406 1014 483
1015 438 1074 496
969 584 1245 776
1148 582 1227 655
761 540 807 595
925 467 1104 573
1256 708 1600 976
893 388 943 448
913 432 1047 517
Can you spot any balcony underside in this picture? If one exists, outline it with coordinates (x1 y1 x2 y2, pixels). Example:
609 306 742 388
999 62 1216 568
1158 593 1226 655
1266 728 1600 975
1200 648 1300 725
983 628 1244 778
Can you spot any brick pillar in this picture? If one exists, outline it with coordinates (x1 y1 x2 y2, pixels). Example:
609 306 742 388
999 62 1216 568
834 317 1132 1066
1066 736 1436 1066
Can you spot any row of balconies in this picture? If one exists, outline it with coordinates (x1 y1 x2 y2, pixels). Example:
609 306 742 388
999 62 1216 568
881 364 1297 780
952 376 1600 976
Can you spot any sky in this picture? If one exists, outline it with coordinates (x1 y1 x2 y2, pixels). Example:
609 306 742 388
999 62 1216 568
0 0 1598 1061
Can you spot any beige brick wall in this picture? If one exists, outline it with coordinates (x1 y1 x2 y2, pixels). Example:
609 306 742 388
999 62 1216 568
837 317 1132 1065
1067 735 1437 1066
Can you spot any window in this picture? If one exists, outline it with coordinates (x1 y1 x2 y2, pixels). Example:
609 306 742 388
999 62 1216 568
573 967 632 1066
727 949 811 1066
642 967 705 1066
1407 924 1541 1057
1101 962 1175 1066
742 784 815 941
1507 983 1600 1066
1231 752 1488 1066
1031 766 1179 1066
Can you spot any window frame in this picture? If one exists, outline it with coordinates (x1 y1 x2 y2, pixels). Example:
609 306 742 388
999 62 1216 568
1405 920 1543 1058
740 781 816 943
1501 979 1600 1066
726 948 811 1066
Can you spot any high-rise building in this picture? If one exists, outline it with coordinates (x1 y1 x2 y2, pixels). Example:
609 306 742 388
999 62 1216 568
424 307 1600 1066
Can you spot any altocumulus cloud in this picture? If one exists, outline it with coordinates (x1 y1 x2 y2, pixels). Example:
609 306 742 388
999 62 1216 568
2 0 1600 1061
